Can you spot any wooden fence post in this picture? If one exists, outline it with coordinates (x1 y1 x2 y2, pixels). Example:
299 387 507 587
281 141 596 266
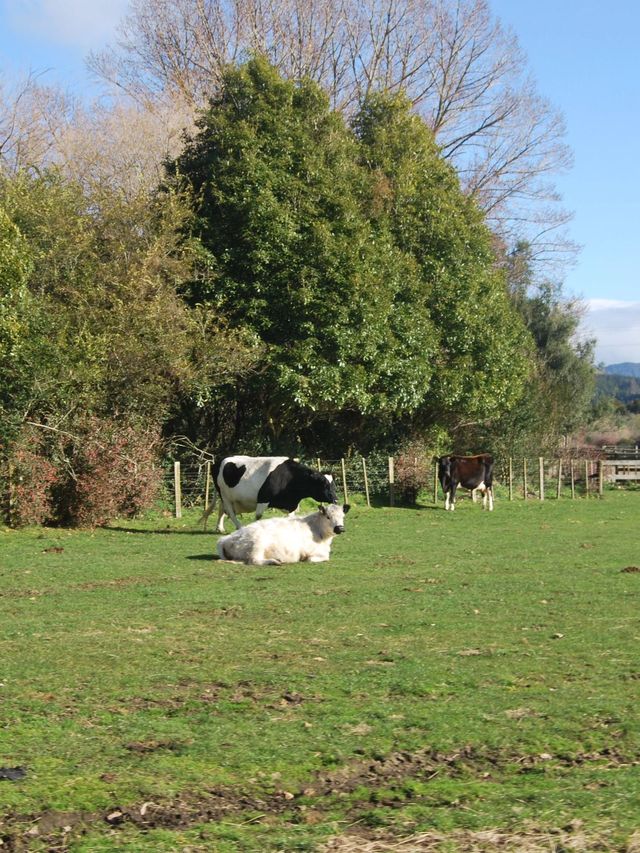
508 457 513 501
570 459 575 499
388 456 395 507
523 458 528 501
556 459 562 500
174 461 182 519
598 459 604 498
204 460 211 512
584 459 589 498
362 457 371 507
539 457 545 501
341 458 349 504
7 460 13 525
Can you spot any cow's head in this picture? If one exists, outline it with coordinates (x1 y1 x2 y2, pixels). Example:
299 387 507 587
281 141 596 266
316 471 338 504
437 455 452 484
319 503 350 534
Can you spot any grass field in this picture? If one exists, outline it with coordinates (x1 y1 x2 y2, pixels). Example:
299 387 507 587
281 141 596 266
1 489 639 851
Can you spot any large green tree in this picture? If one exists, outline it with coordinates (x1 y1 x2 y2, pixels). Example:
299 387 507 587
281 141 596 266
355 94 532 432
169 59 531 454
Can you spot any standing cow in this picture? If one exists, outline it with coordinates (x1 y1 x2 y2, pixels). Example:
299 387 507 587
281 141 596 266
202 455 337 533
438 454 494 511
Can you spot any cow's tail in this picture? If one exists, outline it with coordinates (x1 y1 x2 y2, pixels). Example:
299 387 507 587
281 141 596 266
200 492 217 530
200 458 222 530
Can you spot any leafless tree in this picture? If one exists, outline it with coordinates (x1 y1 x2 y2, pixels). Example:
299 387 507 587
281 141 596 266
1 68 194 204
0 72 77 173
53 95 195 200
87 0 576 266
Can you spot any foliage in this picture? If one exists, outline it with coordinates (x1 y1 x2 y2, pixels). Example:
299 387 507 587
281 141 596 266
355 94 532 431
392 439 434 505
52 417 165 527
1 169 260 429
0 205 38 447
2 419 165 528
0 168 260 522
169 60 531 454
170 61 436 450
5 426 57 527
89 0 575 268
1 57 588 506
466 241 596 457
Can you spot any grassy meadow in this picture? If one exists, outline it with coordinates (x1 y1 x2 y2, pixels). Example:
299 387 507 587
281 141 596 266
1 489 639 851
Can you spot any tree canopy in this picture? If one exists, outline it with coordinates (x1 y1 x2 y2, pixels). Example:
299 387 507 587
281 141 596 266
1 54 595 526
168 58 531 453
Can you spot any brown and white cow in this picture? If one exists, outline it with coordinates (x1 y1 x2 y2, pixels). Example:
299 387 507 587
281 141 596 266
438 454 494 511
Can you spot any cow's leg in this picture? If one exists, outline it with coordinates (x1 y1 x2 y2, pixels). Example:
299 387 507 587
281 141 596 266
450 482 457 511
215 503 228 534
444 489 450 510
471 488 478 503
248 544 281 566
475 484 487 510
487 486 494 511
221 498 243 531
249 556 282 565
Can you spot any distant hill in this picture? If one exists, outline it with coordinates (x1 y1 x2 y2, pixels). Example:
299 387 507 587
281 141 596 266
604 362 640 378
596 372 640 404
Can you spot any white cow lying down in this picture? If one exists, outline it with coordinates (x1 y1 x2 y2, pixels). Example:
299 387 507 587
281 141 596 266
215 504 350 565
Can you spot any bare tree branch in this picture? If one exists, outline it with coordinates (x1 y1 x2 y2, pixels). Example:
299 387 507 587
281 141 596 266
83 0 577 266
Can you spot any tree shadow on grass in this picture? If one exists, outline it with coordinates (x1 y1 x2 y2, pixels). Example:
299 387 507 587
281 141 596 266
103 525 213 536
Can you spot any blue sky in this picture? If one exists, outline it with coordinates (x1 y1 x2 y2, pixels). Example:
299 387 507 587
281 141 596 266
491 0 640 366
1 0 638 365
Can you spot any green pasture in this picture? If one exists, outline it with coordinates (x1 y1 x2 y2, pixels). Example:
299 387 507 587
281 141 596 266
1 490 639 851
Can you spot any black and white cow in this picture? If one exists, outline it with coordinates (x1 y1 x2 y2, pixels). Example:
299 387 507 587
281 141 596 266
438 454 494 511
202 455 337 533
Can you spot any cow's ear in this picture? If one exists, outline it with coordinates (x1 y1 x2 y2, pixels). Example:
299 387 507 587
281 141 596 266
343 504 351 514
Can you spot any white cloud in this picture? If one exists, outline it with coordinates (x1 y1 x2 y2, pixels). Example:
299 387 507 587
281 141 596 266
4 0 128 50
578 299 640 367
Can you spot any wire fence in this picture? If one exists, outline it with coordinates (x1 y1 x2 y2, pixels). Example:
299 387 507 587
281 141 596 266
162 454 635 518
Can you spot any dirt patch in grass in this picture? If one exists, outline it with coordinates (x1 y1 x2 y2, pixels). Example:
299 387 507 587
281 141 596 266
2 746 639 851
106 682 322 719
310 745 639 796
322 824 637 852
124 739 190 754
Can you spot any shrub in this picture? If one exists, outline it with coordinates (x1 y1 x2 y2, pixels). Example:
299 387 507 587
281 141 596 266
5 427 58 526
393 440 433 505
57 418 164 527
